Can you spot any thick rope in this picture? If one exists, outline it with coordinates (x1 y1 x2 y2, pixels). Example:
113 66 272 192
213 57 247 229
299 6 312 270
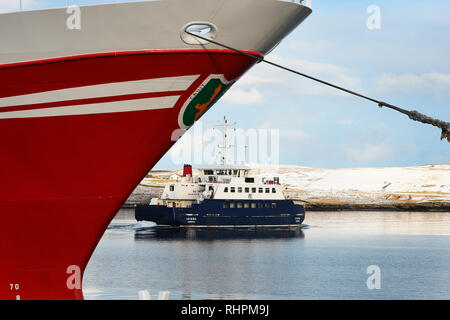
186 31 450 142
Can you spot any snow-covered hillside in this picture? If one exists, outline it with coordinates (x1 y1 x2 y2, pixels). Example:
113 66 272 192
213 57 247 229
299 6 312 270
249 163 450 208
126 164 450 210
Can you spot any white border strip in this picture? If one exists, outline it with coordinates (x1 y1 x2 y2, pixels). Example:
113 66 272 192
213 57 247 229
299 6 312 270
0 75 200 108
0 95 180 119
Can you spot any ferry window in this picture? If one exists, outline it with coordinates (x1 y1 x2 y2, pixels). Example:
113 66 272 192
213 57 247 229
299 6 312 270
258 188 263 193
245 177 254 183
245 187 249 193
251 203 256 209
228 170 232 175
224 187 228 192
233 170 238 176
265 188 270 193
223 202 228 209
258 202 263 208
169 185 175 191
265 203 270 208
238 187 242 193
230 202 235 208
272 203 277 208
237 203 242 208
230 187 235 193
204 170 214 175
272 188 276 193
244 203 250 208
252 187 256 193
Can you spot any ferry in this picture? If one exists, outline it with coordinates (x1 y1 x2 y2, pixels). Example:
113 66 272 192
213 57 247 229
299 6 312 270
135 118 306 228
135 164 306 228
0 0 311 299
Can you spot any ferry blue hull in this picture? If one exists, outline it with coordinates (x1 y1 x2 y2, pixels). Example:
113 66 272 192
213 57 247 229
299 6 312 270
135 199 305 227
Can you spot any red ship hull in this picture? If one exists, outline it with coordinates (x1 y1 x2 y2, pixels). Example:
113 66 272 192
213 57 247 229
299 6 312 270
0 50 258 299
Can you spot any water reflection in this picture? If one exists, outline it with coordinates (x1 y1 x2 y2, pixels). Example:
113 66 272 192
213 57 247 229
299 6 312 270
134 226 305 241
84 210 450 300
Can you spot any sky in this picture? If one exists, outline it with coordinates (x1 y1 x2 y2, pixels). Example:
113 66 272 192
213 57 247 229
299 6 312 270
2 0 449 169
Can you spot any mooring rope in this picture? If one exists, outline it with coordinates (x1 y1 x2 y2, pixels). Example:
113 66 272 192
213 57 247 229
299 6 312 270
186 31 450 142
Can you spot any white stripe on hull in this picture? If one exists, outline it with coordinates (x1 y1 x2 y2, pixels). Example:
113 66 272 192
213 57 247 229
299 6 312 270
0 95 180 119
0 75 200 108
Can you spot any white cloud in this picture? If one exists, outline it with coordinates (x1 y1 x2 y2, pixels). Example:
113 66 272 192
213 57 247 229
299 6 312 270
374 72 450 94
234 54 362 99
287 40 337 55
222 87 264 105
237 72 282 86
426 72 450 86
256 54 350 81
275 55 349 75
374 73 423 89
344 143 395 163
280 128 309 140
338 118 354 126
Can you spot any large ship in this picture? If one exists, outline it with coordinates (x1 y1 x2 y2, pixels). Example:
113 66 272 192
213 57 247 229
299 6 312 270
0 0 311 299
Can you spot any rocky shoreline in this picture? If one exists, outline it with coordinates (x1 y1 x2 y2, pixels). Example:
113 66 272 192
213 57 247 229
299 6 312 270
302 202 450 212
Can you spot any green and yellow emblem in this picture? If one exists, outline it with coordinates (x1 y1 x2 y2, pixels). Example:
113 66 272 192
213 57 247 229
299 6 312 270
178 75 233 129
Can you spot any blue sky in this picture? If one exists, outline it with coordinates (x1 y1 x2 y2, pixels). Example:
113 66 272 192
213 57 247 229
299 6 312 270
205 0 450 169
2 0 449 169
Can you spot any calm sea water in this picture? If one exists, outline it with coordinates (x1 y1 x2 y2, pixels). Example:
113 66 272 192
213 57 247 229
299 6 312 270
83 209 450 300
